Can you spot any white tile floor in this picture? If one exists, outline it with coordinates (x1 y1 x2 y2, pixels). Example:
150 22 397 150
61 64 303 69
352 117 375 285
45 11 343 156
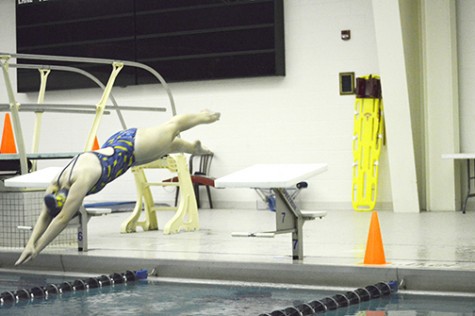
2 208 475 293
83 208 475 268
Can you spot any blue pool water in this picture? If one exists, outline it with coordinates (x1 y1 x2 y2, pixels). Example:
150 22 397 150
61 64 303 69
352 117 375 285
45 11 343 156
1 271 474 315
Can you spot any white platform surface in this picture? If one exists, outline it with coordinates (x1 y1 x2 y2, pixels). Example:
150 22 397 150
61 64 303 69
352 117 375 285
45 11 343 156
215 163 328 189
4 166 62 188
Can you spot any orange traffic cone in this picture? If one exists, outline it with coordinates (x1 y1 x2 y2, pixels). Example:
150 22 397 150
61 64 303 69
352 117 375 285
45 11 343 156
363 211 387 264
0 113 17 154
92 136 100 151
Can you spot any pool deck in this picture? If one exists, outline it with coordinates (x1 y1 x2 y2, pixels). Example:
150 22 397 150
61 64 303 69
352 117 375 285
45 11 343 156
1 208 474 294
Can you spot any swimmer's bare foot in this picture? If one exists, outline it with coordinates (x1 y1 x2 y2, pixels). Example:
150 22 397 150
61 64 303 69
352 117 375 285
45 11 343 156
193 140 213 155
200 110 221 123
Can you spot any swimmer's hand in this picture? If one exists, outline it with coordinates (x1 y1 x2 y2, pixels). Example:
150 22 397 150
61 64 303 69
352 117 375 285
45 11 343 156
15 244 37 265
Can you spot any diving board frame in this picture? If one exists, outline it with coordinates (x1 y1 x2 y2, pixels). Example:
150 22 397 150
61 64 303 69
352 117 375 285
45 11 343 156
1 52 199 237
215 164 328 260
12 62 128 130
0 52 177 173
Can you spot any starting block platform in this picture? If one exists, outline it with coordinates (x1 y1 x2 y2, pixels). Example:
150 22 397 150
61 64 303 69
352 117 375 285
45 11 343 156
215 163 328 260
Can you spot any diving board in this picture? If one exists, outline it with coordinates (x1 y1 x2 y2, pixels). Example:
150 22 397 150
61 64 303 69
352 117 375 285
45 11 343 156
215 163 328 260
0 152 79 160
4 167 62 188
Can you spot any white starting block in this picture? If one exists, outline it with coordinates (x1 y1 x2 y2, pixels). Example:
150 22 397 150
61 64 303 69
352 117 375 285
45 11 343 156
214 163 328 260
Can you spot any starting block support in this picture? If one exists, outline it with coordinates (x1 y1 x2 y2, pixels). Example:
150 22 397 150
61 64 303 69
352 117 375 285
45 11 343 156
216 164 328 260
274 187 326 259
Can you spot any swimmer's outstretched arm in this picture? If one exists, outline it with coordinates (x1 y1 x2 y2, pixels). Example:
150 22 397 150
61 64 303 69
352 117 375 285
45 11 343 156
15 180 90 265
15 184 57 265
15 206 52 265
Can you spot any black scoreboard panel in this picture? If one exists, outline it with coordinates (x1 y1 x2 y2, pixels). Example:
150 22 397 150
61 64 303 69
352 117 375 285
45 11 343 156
16 0 136 91
16 0 285 92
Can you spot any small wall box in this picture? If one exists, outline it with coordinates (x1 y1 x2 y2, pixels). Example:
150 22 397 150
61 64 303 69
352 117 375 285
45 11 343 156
339 72 355 95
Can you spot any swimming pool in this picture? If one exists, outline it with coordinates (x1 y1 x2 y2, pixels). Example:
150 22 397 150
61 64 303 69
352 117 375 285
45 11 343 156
1 270 474 315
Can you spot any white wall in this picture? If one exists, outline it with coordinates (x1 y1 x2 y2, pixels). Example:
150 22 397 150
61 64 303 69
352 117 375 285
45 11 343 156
458 0 475 152
455 0 475 210
423 0 460 212
1 0 390 210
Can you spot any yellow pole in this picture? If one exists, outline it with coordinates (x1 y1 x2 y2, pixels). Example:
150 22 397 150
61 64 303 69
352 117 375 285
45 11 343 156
30 68 51 171
84 62 124 151
0 55 28 174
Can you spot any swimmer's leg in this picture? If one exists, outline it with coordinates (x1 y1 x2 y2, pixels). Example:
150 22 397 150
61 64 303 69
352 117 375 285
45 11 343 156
134 110 220 164
166 110 221 137
169 138 212 155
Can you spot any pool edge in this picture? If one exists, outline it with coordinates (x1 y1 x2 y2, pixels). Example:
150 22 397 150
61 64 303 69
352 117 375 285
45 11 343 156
1 250 474 294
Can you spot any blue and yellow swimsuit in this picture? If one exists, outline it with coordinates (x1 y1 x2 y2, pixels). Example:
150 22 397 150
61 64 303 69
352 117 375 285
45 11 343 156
87 128 137 195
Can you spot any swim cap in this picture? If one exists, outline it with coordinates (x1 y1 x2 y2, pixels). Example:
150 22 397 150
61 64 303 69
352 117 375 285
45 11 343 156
44 189 69 218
